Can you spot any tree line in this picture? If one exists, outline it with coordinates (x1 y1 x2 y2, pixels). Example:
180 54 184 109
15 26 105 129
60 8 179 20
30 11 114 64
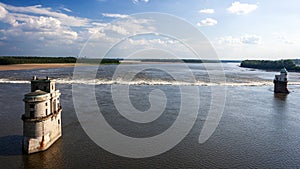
0 56 120 65
240 59 300 72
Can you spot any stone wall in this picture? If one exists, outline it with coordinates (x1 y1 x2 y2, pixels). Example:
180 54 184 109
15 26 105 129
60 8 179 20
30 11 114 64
24 99 50 118
23 110 62 154
274 80 289 93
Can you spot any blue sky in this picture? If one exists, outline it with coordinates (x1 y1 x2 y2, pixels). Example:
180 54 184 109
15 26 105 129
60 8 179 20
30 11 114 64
0 0 299 60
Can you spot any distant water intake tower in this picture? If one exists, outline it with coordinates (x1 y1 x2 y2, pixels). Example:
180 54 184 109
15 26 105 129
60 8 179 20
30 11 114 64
22 76 62 154
274 68 289 93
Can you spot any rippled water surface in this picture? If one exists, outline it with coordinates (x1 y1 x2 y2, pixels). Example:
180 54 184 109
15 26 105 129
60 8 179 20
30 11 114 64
1 63 300 168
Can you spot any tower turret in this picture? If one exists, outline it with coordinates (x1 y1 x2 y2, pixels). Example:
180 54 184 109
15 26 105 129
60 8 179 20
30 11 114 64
22 76 62 154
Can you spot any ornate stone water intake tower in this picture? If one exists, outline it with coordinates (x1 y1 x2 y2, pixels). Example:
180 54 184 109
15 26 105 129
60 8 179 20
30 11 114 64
273 68 290 93
22 76 62 154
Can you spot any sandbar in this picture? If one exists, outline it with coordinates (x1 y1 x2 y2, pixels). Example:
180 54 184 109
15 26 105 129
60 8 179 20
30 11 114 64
0 63 78 71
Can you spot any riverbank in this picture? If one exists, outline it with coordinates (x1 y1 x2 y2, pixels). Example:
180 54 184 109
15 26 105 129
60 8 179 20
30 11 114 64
0 63 77 71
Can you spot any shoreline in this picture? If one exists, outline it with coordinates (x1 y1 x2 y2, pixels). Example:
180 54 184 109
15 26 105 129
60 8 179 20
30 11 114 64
0 62 240 71
0 62 171 71
0 63 78 71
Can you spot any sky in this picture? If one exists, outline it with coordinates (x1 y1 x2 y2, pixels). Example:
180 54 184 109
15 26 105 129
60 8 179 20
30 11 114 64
0 0 299 60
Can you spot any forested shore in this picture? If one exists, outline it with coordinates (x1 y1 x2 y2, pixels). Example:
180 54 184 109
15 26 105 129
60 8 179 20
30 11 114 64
0 56 120 65
240 59 300 72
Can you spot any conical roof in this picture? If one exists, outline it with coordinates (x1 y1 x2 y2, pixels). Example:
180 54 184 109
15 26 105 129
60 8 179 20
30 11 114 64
280 67 287 73
25 90 48 97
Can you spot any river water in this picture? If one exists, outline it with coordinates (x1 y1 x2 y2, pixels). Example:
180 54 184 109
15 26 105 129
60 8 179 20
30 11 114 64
1 63 300 168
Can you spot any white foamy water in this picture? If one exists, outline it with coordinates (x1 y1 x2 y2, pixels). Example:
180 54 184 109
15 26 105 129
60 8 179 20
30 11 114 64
0 78 30 84
1 78 300 86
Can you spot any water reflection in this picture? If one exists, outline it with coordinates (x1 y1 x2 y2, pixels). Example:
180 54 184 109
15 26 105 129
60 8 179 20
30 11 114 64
271 93 288 132
22 139 63 169
273 93 288 102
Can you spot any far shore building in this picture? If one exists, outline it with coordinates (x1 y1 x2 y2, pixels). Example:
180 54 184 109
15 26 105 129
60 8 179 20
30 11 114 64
22 76 62 154
273 68 289 93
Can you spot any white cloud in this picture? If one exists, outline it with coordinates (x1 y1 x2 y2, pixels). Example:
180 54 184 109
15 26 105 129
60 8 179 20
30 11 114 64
107 24 129 35
273 32 294 45
219 34 262 45
102 13 129 18
240 34 261 44
127 38 147 46
61 7 72 13
218 36 241 45
0 2 158 56
22 16 62 30
123 37 179 48
197 18 218 26
76 17 155 45
112 36 190 59
0 2 90 54
199 9 215 14
0 5 7 19
227 1 258 15
132 0 149 4
0 2 89 27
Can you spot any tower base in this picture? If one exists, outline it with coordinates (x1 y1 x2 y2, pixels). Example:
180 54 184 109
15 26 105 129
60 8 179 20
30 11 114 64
22 109 62 154
22 132 61 154
273 80 289 93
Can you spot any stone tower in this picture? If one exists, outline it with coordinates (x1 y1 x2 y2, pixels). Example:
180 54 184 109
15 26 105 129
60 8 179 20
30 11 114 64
273 67 289 93
22 76 62 154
